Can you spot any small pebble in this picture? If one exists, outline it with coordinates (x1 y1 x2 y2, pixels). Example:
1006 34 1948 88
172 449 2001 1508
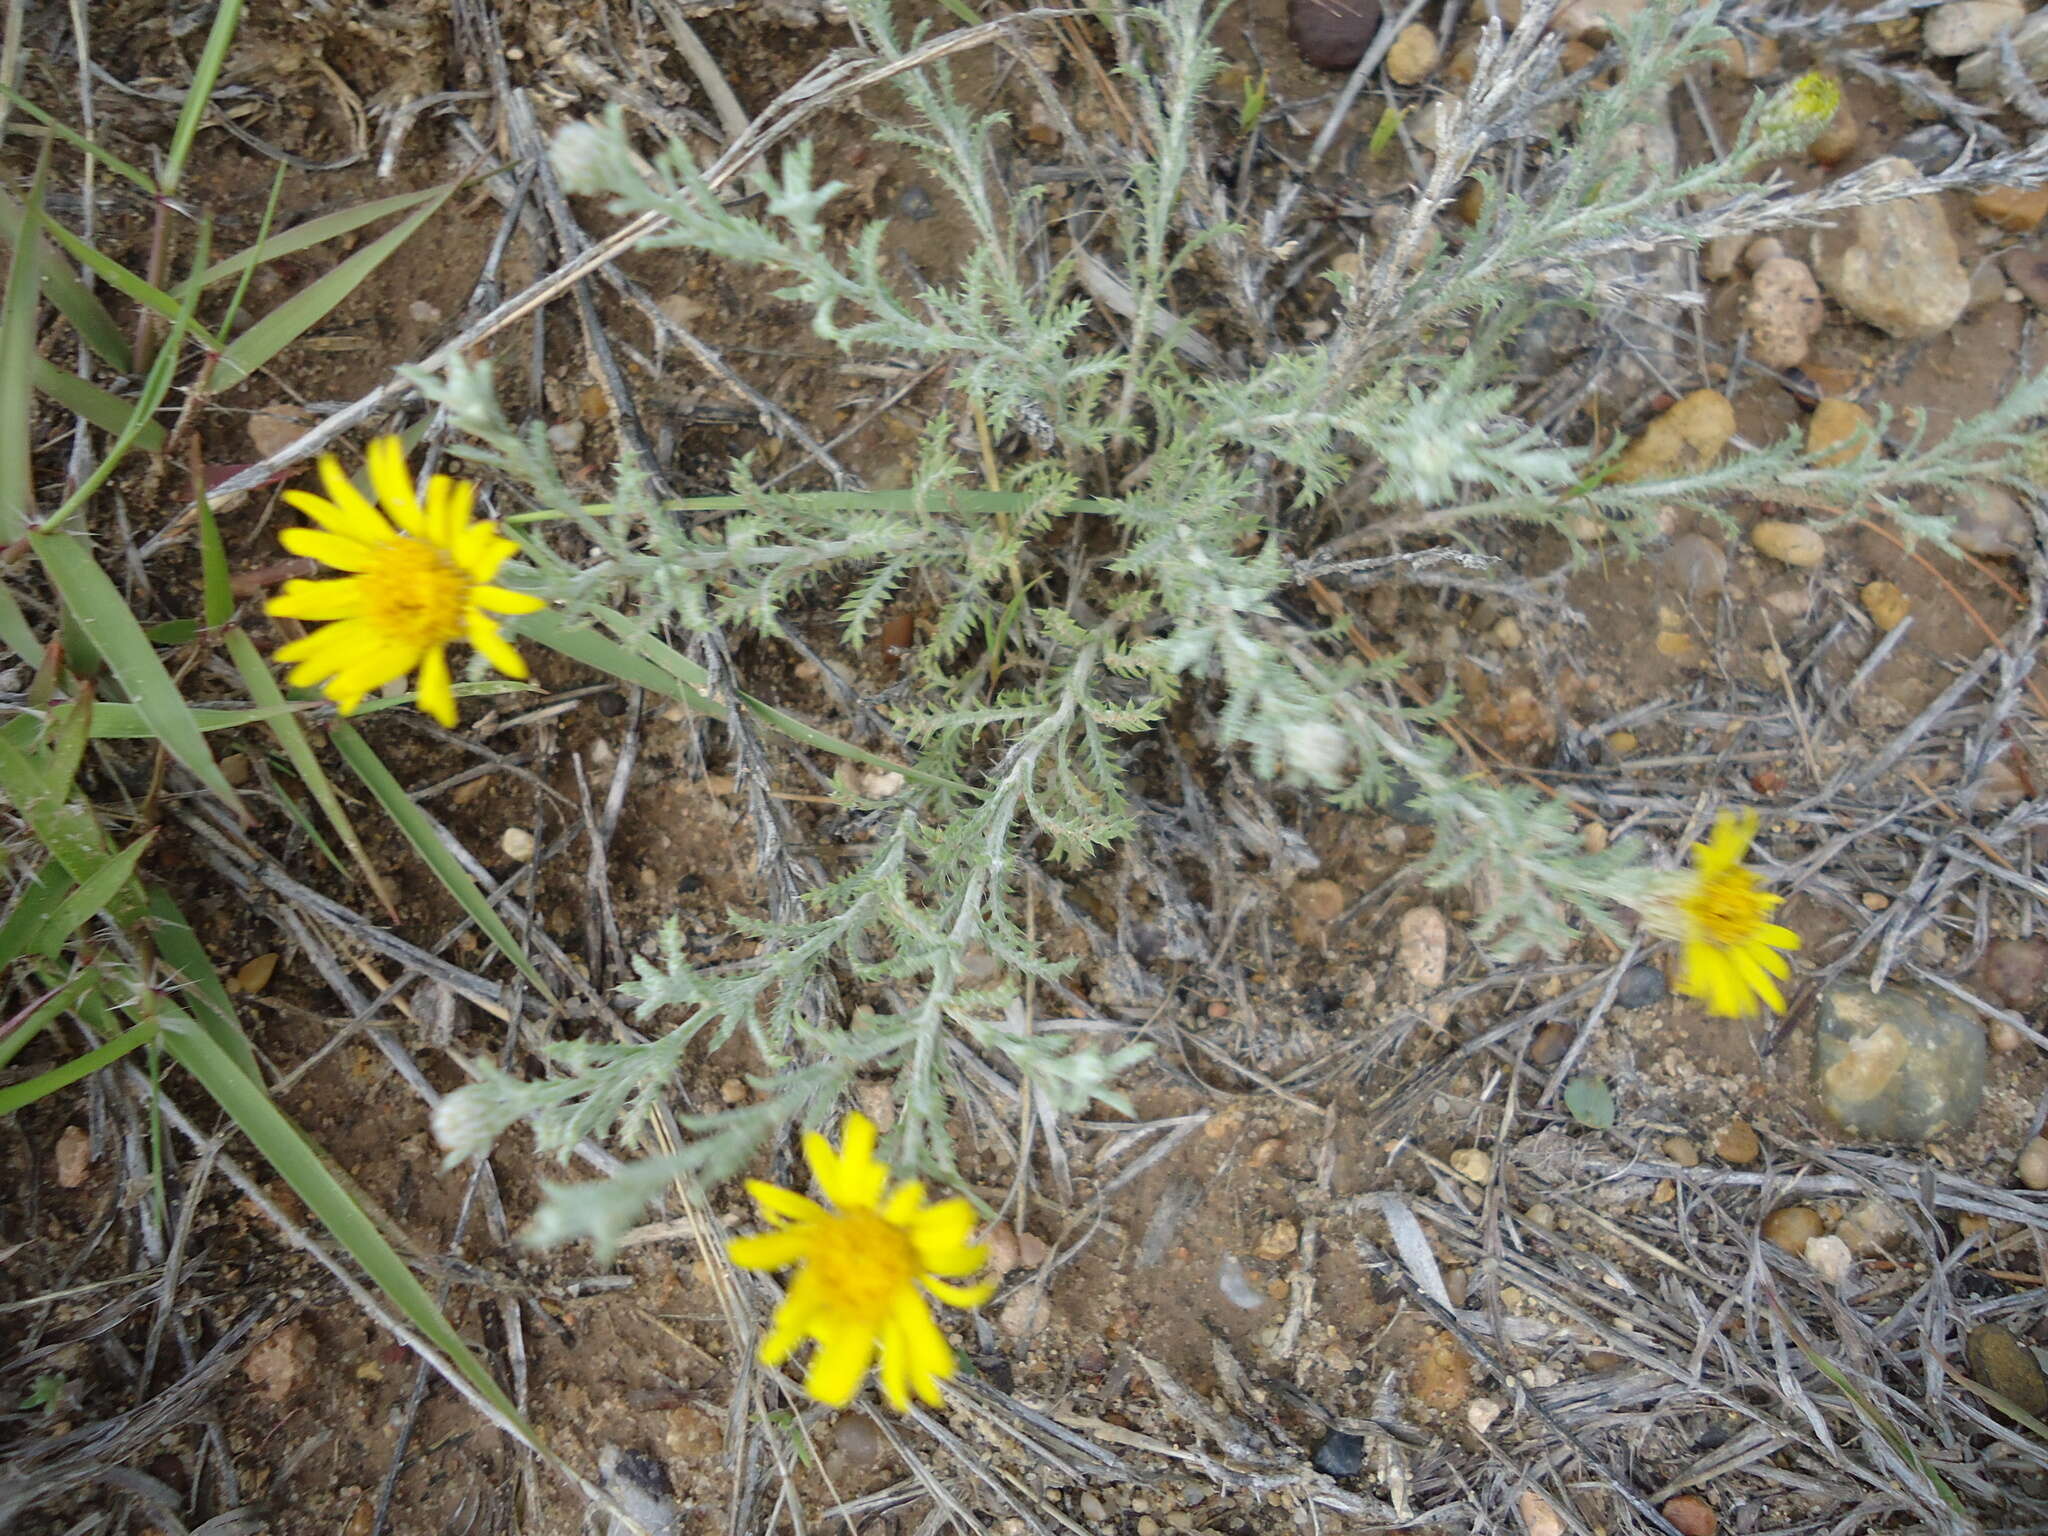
1663 1135 1701 1168
1971 184 2048 233
1397 906 1450 990
1289 0 1382 70
1217 1253 1267 1311
1662 534 1729 599
500 826 537 861
1762 1205 1825 1254
1805 399 1873 467
1311 1429 1366 1478
2018 1136 2048 1191
1450 1148 1493 1184
1079 1494 1110 1524
1529 1021 1574 1066
1751 520 1825 568
999 1288 1050 1341
1807 85 1858 165
1715 1119 1762 1164
54 1125 91 1189
981 1221 1022 1275
1837 1197 1908 1255
1894 123 1964 175
1661 1495 1718 1536
547 420 586 455
1615 963 1666 1009
1979 936 2048 1010
1965 1324 2048 1419
1466 1397 1504 1434
1385 22 1441 83
1861 580 1910 631
894 184 937 221
1608 390 1735 484
407 298 444 325
1255 1219 1300 1260
1804 1233 1854 1287
1519 1490 1565 1536
1813 982 1987 1142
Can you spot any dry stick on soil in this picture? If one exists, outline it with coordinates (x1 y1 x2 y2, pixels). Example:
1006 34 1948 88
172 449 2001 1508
163 6 1073 550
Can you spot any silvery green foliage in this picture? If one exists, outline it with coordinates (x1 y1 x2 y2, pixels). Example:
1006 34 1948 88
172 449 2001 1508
421 0 2046 1251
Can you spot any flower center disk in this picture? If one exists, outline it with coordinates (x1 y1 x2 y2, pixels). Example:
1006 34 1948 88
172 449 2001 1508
366 537 471 650
1685 869 1771 947
810 1208 921 1328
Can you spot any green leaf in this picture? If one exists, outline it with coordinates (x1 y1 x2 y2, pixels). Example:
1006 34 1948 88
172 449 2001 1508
160 0 247 195
29 532 244 812
142 618 200 647
0 1018 159 1115
0 191 135 370
0 972 98 1073
33 207 224 355
196 489 233 630
154 996 527 1427
199 185 448 289
213 182 458 390
1563 1075 1616 1130
328 719 556 1002
147 887 260 1082
25 831 156 957
0 166 40 543
34 360 166 446
0 864 74 969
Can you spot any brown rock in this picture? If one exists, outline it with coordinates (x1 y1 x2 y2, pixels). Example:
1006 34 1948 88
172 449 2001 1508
1762 1205 1826 1254
1806 399 1874 466
54 1125 91 1189
1290 0 1382 71
1386 23 1441 83
2017 1136 2048 1191
1965 1324 2048 1418
1808 88 1859 165
245 1321 317 1403
1715 1118 1761 1164
1752 520 1826 568
1811 157 1969 339
1397 905 1450 990
1861 580 1910 631
1710 34 1779 79
1255 1219 1300 1260
247 404 317 463
1409 1330 1474 1410
1608 390 1736 484
1551 0 1644 42
1980 936 2048 1009
1529 1020 1574 1066
1661 1496 1718 1536
1662 534 1729 599
1972 185 2048 233
1745 257 1825 370
2002 246 2048 311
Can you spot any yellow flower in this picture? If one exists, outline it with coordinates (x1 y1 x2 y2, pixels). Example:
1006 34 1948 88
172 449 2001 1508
1645 810 1801 1017
264 436 544 727
727 1113 993 1411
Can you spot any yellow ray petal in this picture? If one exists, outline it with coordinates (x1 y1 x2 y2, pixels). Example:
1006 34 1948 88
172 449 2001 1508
922 1276 994 1309
266 578 370 622
416 644 457 727
284 486 394 546
728 1228 813 1272
312 457 401 545
747 1179 826 1226
280 526 379 572
879 1317 912 1411
366 436 427 536
465 612 530 682
805 1323 877 1407
471 584 546 616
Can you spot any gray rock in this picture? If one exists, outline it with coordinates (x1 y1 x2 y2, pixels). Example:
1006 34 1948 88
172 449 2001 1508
1615 964 1667 1009
1957 9 2048 94
1311 1429 1366 1477
1924 0 2025 58
1893 125 1965 176
1810 158 1970 340
1813 982 1986 1142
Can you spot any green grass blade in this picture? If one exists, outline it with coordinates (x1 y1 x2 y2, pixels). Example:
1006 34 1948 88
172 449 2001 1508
26 831 156 957
0 1018 158 1115
0 971 97 1072
214 165 286 337
0 733 117 889
196 487 233 629
147 888 260 1081
34 207 222 354
158 0 246 195
199 186 444 289
327 719 556 1001
0 585 37 659
0 864 74 969
212 183 457 390
156 998 527 1426
29 532 245 812
0 164 40 543
223 628 397 917
0 86 153 190
42 217 212 532
35 700 307 738
0 192 135 370
33 359 165 446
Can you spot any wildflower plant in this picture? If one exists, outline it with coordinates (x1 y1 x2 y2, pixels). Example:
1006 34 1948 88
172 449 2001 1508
423 0 2044 1251
1641 811 1802 1019
266 436 546 727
